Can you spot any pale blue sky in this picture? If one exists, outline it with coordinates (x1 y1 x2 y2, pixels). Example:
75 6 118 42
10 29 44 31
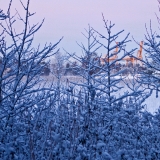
0 0 158 55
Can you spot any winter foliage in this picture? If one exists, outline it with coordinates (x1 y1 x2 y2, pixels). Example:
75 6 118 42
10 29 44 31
0 0 160 159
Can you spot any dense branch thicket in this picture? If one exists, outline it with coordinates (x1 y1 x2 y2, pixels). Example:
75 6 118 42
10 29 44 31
0 0 160 160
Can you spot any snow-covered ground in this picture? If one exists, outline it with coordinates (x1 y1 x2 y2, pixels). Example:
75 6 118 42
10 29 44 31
42 75 160 114
144 90 160 113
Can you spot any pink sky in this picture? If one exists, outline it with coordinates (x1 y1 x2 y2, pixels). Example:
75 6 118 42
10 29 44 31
0 0 158 54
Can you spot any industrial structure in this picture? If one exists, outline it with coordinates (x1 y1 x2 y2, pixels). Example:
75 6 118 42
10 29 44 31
100 41 143 66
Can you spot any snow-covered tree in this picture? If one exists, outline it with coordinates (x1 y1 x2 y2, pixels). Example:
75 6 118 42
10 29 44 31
133 1 160 101
0 0 61 159
61 16 151 159
139 25 160 98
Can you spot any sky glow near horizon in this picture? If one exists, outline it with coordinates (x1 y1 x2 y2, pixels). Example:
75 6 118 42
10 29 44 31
0 0 159 55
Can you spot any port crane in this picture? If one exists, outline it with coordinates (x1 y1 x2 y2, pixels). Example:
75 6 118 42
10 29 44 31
101 41 143 66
